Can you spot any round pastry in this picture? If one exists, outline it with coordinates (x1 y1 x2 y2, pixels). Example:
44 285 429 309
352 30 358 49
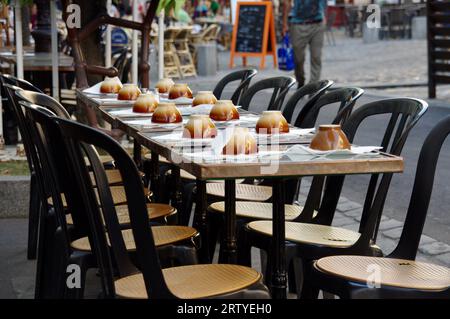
255 111 290 134
100 77 122 94
151 103 183 123
132 92 158 113
309 124 351 151
118 83 141 101
222 127 258 155
192 91 217 106
155 78 175 94
182 115 217 139
210 100 240 121
168 83 193 100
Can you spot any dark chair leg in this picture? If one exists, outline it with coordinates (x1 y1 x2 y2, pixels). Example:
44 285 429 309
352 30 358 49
299 260 320 299
181 182 196 226
27 173 40 260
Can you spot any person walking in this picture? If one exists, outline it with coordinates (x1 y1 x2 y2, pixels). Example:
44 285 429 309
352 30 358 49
282 0 327 87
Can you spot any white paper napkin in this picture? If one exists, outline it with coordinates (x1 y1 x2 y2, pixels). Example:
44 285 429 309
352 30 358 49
285 145 383 156
152 132 214 146
92 97 134 106
159 96 193 105
109 108 153 117
253 128 315 143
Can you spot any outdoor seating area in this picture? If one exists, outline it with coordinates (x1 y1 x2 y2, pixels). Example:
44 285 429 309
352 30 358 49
1 67 449 300
0 0 449 309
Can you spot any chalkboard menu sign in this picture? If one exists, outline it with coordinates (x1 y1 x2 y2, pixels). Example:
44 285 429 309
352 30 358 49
235 5 267 53
229 1 277 69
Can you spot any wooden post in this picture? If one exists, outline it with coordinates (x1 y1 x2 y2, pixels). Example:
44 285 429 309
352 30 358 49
105 0 112 68
50 0 59 100
132 0 138 85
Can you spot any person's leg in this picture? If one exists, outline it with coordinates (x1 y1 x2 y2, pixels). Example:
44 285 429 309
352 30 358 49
290 24 309 87
309 22 325 83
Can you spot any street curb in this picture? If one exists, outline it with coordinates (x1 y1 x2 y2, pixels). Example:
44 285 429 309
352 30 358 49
0 176 30 218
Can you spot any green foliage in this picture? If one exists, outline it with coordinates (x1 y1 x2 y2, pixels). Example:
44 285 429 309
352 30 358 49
156 0 186 16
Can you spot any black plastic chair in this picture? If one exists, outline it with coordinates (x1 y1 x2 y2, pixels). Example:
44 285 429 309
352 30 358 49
0 73 44 93
204 86 364 267
23 103 202 298
243 98 428 298
1 83 44 260
239 76 296 111
20 103 90 298
311 116 450 299
46 115 270 299
282 80 334 123
294 87 364 129
212 69 257 105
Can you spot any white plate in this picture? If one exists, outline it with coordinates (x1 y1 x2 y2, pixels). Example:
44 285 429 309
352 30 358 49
83 79 121 95
109 108 153 117
286 145 383 156
159 96 194 105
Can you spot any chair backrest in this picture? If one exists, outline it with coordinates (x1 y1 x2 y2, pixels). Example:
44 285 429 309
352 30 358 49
239 76 296 111
16 89 71 118
2 84 35 172
390 115 450 260
295 87 364 128
282 80 333 123
306 98 428 252
0 73 44 93
202 24 220 42
47 116 176 298
113 47 130 81
212 69 257 105
19 103 74 298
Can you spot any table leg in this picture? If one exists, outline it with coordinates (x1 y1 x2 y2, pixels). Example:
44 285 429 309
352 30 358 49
270 179 287 299
133 139 142 169
193 179 210 263
170 166 183 213
150 151 160 202
219 179 237 264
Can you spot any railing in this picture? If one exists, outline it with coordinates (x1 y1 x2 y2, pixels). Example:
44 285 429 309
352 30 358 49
61 0 160 89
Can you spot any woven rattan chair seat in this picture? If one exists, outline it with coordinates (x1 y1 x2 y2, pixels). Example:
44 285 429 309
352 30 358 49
114 264 262 298
206 183 272 201
316 255 450 291
49 186 152 207
66 203 176 225
248 221 360 248
209 201 314 220
71 225 197 252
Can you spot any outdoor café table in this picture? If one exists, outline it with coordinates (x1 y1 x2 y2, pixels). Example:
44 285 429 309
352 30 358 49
76 90 404 299
0 51 74 72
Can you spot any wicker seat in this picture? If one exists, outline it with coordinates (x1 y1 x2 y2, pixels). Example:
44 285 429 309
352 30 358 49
71 226 197 252
90 169 122 185
49 186 152 207
114 264 261 299
168 169 244 183
315 256 450 291
206 183 272 202
247 221 360 248
209 201 316 220
89 169 145 186
66 203 176 225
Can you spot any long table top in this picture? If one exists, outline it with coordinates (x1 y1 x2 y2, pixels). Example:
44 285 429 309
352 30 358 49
77 90 404 180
